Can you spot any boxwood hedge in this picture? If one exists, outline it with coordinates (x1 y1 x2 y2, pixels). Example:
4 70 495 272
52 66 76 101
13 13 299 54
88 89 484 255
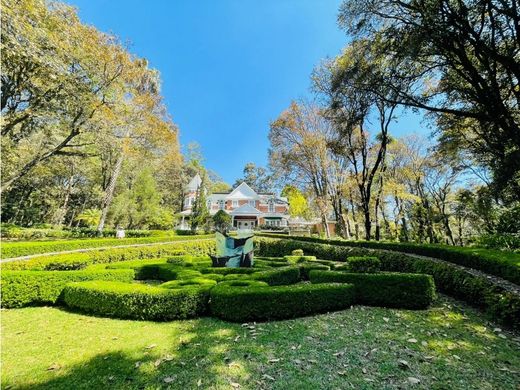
2 240 216 271
256 233 520 285
210 282 356 322
0 269 135 308
1 234 214 259
251 266 301 285
309 271 435 309
256 237 520 328
63 281 210 321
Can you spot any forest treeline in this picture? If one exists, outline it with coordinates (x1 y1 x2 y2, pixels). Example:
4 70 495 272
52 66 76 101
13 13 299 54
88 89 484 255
1 0 196 232
268 0 520 248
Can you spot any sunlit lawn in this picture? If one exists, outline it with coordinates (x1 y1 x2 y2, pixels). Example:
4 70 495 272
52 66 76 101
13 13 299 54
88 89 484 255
2 296 519 390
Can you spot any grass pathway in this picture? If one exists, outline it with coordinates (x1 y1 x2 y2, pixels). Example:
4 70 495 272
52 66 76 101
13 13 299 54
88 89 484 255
2 295 519 389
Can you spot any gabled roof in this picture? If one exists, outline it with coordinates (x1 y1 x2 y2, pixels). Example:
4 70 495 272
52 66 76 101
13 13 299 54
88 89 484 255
227 182 259 200
186 174 202 192
229 203 263 216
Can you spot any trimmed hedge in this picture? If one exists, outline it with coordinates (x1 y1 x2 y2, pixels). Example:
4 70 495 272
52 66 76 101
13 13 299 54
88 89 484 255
1 234 214 259
2 240 216 271
251 266 301 285
310 271 435 309
160 278 217 289
0 269 135 308
255 237 520 328
63 281 209 320
256 233 520 285
284 255 317 264
199 267 257 275
343 256 381 273
299 262 330 280
210 282 356 322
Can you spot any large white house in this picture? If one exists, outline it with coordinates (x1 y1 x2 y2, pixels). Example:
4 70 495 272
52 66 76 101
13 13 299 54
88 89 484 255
179 174 290 230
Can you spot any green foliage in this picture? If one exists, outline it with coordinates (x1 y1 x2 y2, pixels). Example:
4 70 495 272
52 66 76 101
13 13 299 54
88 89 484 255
299 262 330 280
477 234 520 251
75 209 101 228
283 255 317 264
342 256 381 273
212 210 231 232
1 234 213 259
0 269 134 308
63 281 209 321
251 266 301 285
199 267 256 275
210 282 356 322
160 278 217 289
291 249 304 256
256 236 520 327
309 271 435 309
496 205 520 234
281 185 311 218
190 173 210 233
3 240 216 271
256 234 520 285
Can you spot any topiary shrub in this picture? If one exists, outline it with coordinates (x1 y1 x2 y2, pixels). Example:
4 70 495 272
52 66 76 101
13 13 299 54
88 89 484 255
283 255 317 264
251 266 301 285
291 249 304 256
299 262 330 280
0 269 135 308
160 278 217 289
63 281 210 320
340 256 381 273
309 270 435 309
210 282 356 322
199 267 256 275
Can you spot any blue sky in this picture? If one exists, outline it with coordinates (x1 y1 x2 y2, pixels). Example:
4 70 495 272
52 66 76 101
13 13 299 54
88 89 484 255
68 0 427 184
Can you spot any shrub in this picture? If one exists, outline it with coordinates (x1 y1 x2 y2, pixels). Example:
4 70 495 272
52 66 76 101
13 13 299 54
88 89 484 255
283 255 317 264
1 234 214 259
299 262 330 280
63 281 209 321
160 278 217 289
44 262 87 271
199 267 257 275
251 266 301 285
254 259 290 268
210 282 356 322
255 237 519 328
343 256 381 273
256 233 520 285
309 271 435 309
291 249 304 256
3 240 216 271
0 269 135 308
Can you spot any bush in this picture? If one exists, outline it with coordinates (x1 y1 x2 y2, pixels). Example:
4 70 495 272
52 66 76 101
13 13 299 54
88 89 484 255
299 262 330 280
477 234 520 251
3 240 216 271
309 271 435 309
256 233 520 285
63 281 209 321
343 256 381 273
291 249 304 256
255 237 520 328
160 278 217 289
283 255 317 264
0 234 214 259
210 282 356 322
251 266 301 285
0 269 135 308
199 267 257 275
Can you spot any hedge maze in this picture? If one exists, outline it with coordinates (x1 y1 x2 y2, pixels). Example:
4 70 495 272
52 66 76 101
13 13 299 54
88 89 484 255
1 239 440 323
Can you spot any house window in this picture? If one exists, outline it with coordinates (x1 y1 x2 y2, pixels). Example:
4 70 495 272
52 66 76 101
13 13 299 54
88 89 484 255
206 200 212 208
218 200 225 210
232 200 238 207
249 200 256 207
268 200 275 213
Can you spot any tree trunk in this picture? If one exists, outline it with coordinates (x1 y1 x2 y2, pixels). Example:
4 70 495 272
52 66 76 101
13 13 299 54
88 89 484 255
53 172 75 227
97 153 124 233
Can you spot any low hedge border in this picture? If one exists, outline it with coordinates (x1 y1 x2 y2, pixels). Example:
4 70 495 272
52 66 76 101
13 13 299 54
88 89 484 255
251 266 301 285
255 237 520 328
309 271 435 309
210 282 356 322
1 234 214 259
2 240 216 271
0 269 135 308
160 278 217 289
63 281 210 321
256 233 520 285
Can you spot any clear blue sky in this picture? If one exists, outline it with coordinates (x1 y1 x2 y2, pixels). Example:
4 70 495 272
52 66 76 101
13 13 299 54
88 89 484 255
68 0 426 184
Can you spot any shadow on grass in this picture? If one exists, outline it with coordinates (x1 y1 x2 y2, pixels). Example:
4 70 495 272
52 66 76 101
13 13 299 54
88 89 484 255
9 311 255 390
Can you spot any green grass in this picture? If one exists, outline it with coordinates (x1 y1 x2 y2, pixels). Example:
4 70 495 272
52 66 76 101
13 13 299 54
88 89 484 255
1 234 214 259
2 296 519 389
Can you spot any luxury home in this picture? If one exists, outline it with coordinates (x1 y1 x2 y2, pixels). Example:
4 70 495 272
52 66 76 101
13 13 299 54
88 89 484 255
179 174 290 230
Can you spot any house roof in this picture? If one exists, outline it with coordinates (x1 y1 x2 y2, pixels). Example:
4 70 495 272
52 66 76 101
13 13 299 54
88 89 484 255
186 174 202 191
227 182 259 200
229 203 263 216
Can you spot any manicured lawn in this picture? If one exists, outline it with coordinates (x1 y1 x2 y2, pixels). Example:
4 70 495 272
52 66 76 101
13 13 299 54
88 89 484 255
2 296 519 389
